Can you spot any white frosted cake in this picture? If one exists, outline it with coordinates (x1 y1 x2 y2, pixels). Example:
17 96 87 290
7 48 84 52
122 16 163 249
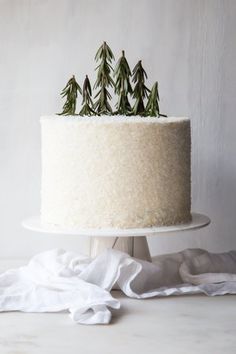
41 115 191 228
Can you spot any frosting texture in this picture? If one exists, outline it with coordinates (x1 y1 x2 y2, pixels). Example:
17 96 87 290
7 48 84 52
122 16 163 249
41 115 191 228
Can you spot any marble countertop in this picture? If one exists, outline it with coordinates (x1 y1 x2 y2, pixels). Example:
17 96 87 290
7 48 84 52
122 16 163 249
0 260 235 354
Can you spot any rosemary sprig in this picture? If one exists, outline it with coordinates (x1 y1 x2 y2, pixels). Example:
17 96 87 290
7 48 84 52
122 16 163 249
94 41 115 115
79 75 96 116
145 82 167 117
56 43 168 118
131 60 150 116
113 50 133 115
58 75 82 116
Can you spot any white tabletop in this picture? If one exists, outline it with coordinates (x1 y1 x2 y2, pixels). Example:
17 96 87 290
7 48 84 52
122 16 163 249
0 259 235 354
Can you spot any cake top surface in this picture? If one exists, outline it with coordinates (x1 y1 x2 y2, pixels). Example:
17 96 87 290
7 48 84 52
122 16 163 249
40 115 189 124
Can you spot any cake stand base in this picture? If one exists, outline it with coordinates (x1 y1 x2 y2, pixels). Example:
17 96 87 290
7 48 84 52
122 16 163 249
22 213 210 263
90 236 151 261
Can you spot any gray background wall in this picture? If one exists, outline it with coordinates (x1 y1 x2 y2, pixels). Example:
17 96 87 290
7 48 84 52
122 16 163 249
0 0 235 259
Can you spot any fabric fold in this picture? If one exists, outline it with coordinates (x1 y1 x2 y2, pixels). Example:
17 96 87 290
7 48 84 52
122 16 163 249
0 248 235 324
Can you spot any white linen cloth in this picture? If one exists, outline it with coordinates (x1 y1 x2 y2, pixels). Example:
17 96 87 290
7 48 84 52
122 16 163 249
0 248 236 325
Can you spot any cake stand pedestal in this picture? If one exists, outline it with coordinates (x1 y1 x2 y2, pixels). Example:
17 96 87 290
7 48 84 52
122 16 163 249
22 213 210 262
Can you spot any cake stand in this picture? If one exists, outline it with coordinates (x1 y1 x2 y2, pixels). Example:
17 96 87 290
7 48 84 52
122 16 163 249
22 213 210 262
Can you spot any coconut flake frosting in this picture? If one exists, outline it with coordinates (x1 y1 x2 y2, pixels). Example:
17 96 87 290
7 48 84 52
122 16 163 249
41 115 191 228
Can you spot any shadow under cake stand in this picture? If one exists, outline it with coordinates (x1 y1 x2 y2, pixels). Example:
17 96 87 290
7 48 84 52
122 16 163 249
22 213 210 262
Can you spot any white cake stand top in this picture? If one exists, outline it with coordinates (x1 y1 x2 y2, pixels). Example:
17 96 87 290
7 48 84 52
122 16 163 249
22 212 210 237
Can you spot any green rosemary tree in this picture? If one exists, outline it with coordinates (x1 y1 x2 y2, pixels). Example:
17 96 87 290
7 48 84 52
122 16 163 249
94 41 115 115
114 50 133 115
79 75 96 116
145 82 167 117
131 60 150 115
58 75 82 115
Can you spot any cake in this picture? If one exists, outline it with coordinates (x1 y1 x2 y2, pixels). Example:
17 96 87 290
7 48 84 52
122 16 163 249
41 115 191 228
40 42 192 229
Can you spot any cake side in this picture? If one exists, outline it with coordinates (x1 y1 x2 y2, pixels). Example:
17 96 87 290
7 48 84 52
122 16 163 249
41 115 191 228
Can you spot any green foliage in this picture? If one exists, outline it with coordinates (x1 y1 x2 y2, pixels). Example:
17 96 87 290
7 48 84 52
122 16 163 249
56 43 167 118
58 76 82 116
131 60 150 115
145 82 167 117
79 75 96 116
114 50 133 115
94 42 115 115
